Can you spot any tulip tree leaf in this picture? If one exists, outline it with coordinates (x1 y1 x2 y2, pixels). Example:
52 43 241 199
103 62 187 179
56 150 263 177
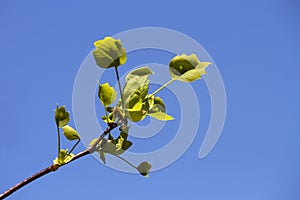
101 128 133 155
147 112 174 121
54 105 70 128
53 149 74 166
126 66 154 82
137 162 152 177
149 97 166 113
142 95 154 111
125 109 147 122
99 151 106 164
93 37 127 68
169 53 211 82
98 82 117 107
62 125 80 141
122 67 154 108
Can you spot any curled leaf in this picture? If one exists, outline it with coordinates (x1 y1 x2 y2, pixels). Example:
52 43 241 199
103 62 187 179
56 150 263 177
125 66 154 82
125 109 147 122
149 97 165 113
54 105 70 128
147 97 173 121
98 82 117 107
169 53 211 82
122 66 153 108
93 37 126 68
62 125 80 141
101 129 133 155
137 162 152 177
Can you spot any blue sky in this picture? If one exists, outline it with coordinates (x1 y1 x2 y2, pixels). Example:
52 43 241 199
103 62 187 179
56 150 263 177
1 0 300 199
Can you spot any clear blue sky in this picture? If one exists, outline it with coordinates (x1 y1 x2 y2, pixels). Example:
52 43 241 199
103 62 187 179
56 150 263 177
1 0 300 199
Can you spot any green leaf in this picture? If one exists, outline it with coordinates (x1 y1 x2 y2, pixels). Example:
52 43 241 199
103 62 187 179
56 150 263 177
120 67 156 122
54 105 70 128
148 97 166 113
147 112 174 121
99 151 106 164
98 82 117 107
53 149 74 166
125 66 154 82
137 162 152 177
101 129 133 155
125 109 147 122
142 95 154 111
92 37 127 68
169 53 211 82
153 97 165 110
101 139 124 155
122 67 153 108
62 125 80 140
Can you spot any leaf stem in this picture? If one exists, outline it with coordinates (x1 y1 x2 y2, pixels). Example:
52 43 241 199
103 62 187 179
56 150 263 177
113 154 137 170
68 139 81 155
150 79 175 97
56 125 60 158
114 66 125 109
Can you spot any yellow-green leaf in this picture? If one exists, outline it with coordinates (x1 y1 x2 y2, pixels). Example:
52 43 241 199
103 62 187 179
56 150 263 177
125 109 147 122
169 53 211 82
147 112 174 121
62 125 80 141
149 97 166 113
53 149 74 166
98 82 117 107
137 162 152 177
125 66 154 82
54 105 70 128
101 139 125 155
93 37 126 68
122 67 153 108
99 151 106 164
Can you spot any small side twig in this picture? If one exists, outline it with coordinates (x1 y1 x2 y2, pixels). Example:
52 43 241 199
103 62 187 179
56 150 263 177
0 123 118 199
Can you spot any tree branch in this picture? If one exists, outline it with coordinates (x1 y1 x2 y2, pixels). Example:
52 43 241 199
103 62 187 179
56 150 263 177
0 123 118 199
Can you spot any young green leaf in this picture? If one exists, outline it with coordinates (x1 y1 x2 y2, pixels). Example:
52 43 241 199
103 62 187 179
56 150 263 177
125 109 147 122
93 37 127 68
137 162 152 177
101 139 124 155
169 53 211 82
147 112 174 121
125 66 154 82
122 66 153 107
99 151 106 164
62 125 80 140
142 95 154 111
53 149 74 166
98 82 117 107
101 129 133 155
54 105 70 128
148 97 166 113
